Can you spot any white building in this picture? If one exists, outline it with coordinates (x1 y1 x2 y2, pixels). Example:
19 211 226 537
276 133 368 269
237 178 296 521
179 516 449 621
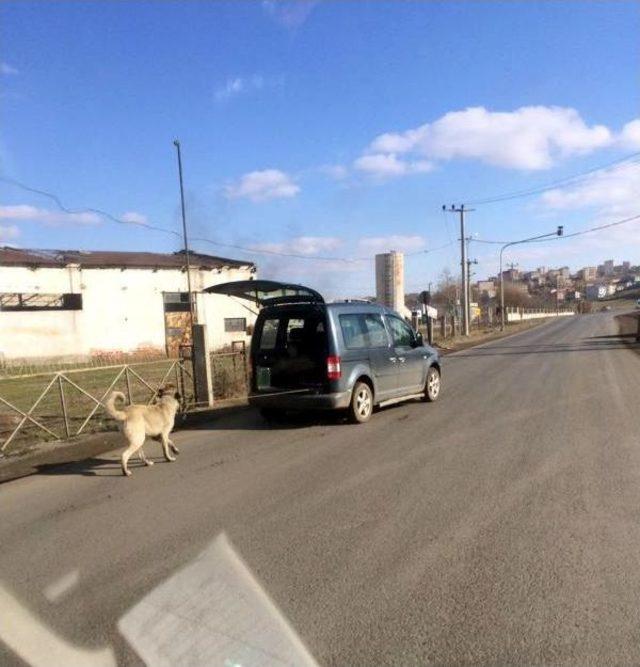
0 247 257 361
375 251 410 317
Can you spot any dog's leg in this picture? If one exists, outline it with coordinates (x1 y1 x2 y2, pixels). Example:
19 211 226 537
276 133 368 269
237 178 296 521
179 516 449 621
138 447 154 466
168 438 180 455
122 435 146 477
161 431 177 462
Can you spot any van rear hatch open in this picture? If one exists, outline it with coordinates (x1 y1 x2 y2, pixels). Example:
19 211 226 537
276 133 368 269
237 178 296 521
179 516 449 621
204 280 329 394
252 305 328 392
204 279 324 306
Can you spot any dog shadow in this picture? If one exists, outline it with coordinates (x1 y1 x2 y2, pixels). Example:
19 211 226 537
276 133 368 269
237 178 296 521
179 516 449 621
33 456 148 477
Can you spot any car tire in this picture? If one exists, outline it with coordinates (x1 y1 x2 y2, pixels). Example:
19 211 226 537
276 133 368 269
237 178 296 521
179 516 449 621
348 381 373 423
423 366 441 402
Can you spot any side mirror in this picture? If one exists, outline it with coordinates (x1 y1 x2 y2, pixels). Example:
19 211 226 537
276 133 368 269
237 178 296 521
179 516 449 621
414 331 424 347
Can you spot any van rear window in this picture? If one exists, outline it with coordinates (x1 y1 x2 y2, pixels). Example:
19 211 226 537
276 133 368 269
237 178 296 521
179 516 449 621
258 312 327 352
259 319 279 349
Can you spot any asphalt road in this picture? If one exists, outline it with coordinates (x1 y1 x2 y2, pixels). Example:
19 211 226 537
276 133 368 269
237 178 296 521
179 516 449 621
1 312 640 666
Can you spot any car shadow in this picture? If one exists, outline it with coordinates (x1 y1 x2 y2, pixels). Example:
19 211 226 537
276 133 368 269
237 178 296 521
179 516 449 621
184 408 349 432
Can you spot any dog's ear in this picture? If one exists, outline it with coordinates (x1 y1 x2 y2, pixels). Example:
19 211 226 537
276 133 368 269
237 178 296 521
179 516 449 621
157 387 165 398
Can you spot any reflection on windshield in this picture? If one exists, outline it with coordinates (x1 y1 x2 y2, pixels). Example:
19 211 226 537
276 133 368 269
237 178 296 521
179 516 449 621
1 533 317 667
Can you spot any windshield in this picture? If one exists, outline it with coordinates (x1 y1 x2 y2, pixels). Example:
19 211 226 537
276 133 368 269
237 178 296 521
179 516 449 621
1 1 639 666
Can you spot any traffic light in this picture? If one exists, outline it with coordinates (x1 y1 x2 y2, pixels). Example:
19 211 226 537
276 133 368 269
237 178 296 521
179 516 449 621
557 225 564 236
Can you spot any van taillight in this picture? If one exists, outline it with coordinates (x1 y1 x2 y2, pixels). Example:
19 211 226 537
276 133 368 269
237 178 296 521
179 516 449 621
327 355 341 380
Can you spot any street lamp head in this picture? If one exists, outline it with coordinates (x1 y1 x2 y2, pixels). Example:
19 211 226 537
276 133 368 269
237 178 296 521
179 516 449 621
173 139 180 147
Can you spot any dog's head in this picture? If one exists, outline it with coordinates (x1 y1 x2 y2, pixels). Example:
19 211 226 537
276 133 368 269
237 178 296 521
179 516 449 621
158 384 181 402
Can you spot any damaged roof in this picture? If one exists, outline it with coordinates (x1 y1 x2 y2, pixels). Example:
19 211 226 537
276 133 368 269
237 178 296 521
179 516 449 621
0 247 255 271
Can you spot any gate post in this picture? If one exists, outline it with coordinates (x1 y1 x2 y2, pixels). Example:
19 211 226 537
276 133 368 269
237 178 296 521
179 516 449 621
192 324 213 407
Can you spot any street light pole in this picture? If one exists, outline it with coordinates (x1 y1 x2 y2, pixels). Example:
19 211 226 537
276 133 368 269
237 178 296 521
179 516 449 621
499 226 564 330
173 139 196 326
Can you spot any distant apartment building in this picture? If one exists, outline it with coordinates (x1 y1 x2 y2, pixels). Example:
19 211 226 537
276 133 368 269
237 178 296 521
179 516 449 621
476 280 496 299
579 266 597 282
375 251 409 316
501 268 520 282
598 259 615 276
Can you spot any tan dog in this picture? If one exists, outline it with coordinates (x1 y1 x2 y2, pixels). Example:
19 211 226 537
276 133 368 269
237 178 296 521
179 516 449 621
105 386 181 477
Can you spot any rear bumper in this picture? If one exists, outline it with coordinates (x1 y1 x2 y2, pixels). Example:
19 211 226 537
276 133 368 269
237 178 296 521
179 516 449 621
249 389 352 411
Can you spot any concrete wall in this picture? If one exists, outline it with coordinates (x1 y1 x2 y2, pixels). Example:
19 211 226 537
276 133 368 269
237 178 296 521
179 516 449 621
0 264 256 360
506 308 575 322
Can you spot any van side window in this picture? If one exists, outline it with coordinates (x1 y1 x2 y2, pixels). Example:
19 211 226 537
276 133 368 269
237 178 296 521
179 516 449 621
259 318 279 349
387 315 414 347
339 314 369 349
363 314 389 347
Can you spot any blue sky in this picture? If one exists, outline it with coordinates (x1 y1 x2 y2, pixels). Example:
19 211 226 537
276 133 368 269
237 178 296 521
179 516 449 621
1 0 639 297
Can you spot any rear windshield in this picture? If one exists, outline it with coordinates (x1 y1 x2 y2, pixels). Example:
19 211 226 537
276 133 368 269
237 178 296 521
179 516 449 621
257 310 327 354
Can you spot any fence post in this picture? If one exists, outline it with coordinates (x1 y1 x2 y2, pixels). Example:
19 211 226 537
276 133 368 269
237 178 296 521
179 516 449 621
58 374 70 438
192 324 213 407
125 367 132 404
636 315 640 343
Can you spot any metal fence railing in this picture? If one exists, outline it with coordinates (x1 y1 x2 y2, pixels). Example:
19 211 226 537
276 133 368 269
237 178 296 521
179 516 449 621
0 358 194 453
210 344 249 401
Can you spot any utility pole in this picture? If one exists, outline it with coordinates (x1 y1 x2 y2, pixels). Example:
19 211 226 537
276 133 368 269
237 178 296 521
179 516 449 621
173 139 197 326
444 205 474 336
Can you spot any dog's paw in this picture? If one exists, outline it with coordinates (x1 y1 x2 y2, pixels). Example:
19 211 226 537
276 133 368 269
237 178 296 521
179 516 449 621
166 455 177 463
171 446 180 455
123 469 132 477
145 460 154 466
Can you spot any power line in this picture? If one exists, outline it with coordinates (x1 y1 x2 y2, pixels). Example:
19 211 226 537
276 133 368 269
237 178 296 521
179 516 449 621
0 174 454 263
472 212 640 246
465 151 640 206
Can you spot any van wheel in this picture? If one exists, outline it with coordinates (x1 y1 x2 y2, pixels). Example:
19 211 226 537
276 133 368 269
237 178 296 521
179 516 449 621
349 382 373 423
423 366 441 402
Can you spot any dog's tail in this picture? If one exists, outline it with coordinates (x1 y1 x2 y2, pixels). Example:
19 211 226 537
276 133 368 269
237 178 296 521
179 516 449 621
105 391 128 421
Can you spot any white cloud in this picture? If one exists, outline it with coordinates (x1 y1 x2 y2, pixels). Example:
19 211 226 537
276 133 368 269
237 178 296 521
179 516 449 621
367 106 612 171
541 161 640 217
0 224 19 242
618 119 640 149
120 211 148 224
215 75 267 102
252 236 343 256
353 153 433 179
0 204 101 225
0 62 18 76
224 169 300 202
357 235 427 255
